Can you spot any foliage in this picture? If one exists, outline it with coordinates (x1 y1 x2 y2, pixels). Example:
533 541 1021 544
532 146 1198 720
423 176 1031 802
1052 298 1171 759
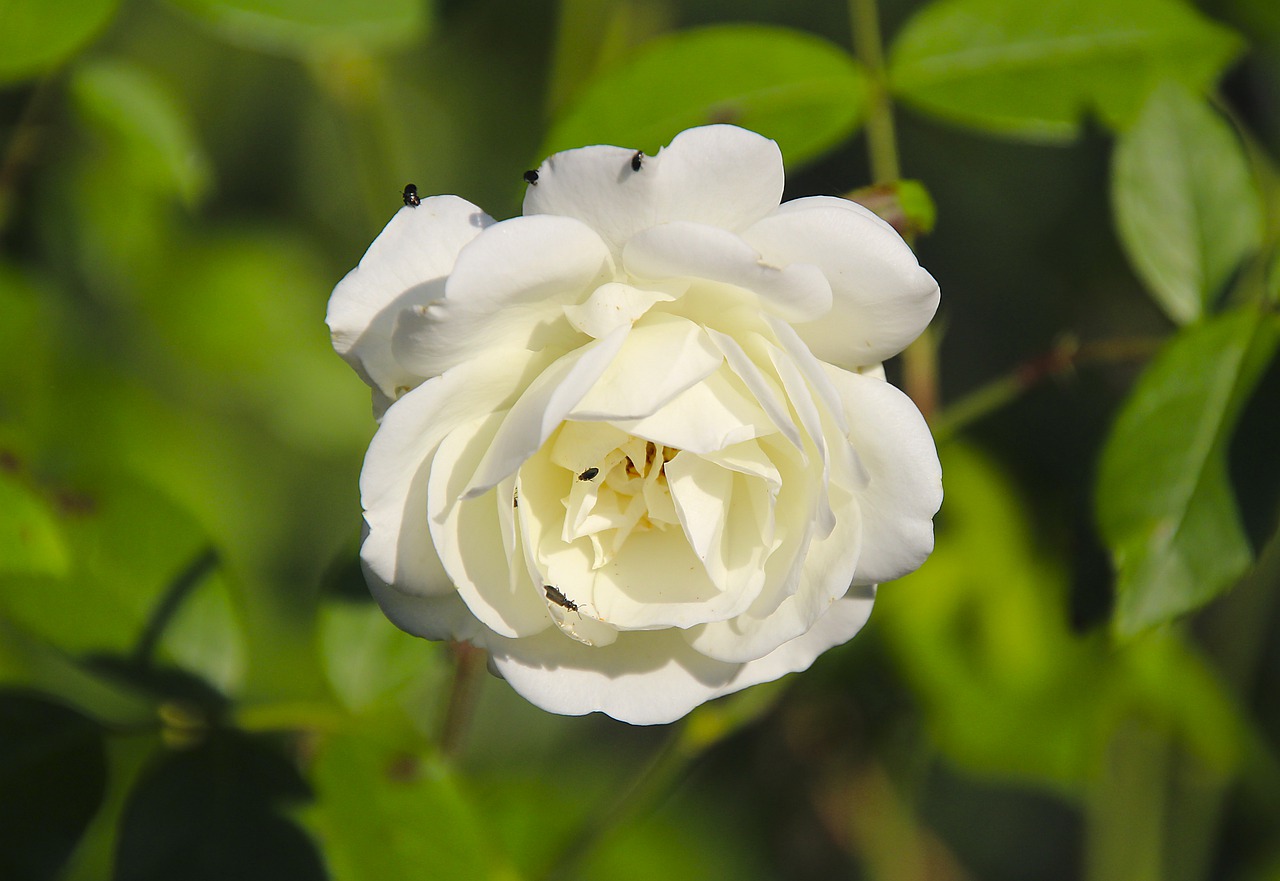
1 0 1278 879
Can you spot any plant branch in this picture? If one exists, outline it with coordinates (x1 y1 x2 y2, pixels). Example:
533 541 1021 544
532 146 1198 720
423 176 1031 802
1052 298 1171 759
131 546 220 669
438 640 485 760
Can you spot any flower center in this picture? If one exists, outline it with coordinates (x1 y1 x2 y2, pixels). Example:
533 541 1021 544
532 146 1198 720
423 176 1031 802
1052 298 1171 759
551 424 683 569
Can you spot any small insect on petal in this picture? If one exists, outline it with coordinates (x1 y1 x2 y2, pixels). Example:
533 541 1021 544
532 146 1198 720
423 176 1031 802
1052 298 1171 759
631 151 643 172
544 584 578 612
402 183 420 207
578 466 600 481
523 169 540 185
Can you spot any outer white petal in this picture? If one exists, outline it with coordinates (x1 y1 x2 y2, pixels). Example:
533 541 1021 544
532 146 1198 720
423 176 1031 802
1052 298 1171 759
367 578 484 643
826 365 942 584
723 589 876 688
522 124 785 253
359 351 543 598
623 222 832 323
392 214 614 378
327 196 493 403
484 589 873 725
484 627 743 725
742 197 939 368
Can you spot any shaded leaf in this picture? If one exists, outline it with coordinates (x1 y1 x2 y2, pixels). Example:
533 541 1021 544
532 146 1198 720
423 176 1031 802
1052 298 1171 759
114 729 324 881
0 0 120 84
1112 83 1265 324
544 25 867 167
888 0 1242 140
0 691 107 881
1096 308 1280 636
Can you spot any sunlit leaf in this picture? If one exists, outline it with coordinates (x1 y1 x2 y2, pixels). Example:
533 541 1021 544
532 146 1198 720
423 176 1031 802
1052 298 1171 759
319 599 445 717
888 0 1242 140
544 25 867 167
1112 83 1265 324
305 732 506 881
0 691 107 881
162 0 428 56
0 0 120 84
1097 308 1280 636
0 470 70 579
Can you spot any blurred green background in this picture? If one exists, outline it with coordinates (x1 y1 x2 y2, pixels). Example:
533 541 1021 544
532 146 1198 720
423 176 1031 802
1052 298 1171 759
2 0 1279 879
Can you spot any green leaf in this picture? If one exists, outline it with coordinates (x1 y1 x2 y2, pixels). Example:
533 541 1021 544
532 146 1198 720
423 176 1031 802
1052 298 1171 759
161 0 428 56
888 0 1243 140
884 445 1250 788
0 691 107 881
71 60 213 208
1112 84 1265 324
319 599 446 717
0 0 121 84
305 732 508 881
1097 307 1280 636
0 470 70 579
544 25 867 167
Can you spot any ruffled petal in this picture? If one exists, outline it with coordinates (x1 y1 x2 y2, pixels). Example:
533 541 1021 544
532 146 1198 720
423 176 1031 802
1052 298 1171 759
391 214 613 379
327 196 493 404
522 124 785 253
742 197 939 368
359 351 543 598
623 221 831 323
826 365 942 584
570 314 722 421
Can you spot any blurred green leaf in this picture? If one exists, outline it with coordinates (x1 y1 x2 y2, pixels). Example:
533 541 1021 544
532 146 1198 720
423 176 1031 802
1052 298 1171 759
544 25 868 167
884 444 1250 788
114 729 324 881
0 691 107 881
162 0 428 56
305 731 509 881
0 0 120 84
71 60 213 208
319 599 445 717
0 469 70 578
1112 84 1264 324
888 0 1243 140
1097 307 1280 636
0 472 244 692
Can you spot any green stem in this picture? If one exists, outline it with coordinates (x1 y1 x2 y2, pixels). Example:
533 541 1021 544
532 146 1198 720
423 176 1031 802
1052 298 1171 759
438 641 484 760
131 546 220 669
930 335 1164 443
850 0 900 185
536 724 691 881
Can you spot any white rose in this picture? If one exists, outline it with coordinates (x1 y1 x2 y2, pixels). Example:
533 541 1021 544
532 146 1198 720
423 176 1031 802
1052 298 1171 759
327 125 942 725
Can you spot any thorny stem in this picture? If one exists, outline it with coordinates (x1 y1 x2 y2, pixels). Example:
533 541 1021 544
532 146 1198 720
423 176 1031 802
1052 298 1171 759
132 546 220 669
438 641 485 759
929 335 1164 444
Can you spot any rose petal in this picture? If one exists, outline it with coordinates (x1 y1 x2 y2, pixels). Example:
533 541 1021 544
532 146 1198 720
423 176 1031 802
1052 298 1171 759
464 325 631 498
563 281 682 339
359 351 544 598
623 221 832 323
743 198 940 368
392 214 615 379
570 314 722 421
327 196 493 406
429 412 552 638
523 124 785 254
826 365 942 584
612 367 776 455
724 588 876 684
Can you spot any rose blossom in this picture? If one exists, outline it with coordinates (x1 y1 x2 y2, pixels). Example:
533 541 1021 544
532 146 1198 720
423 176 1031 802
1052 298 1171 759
328 125 941 725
